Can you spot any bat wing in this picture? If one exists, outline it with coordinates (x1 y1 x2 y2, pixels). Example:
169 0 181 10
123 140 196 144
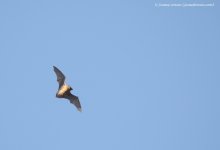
64 93 82 112
53 66 65 88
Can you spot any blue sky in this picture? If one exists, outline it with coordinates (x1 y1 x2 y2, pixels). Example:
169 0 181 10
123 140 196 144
0 0 219 150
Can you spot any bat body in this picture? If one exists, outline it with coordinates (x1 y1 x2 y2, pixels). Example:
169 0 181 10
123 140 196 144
53 66 82 112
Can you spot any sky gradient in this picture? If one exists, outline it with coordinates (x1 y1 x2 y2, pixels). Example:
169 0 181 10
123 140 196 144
0 1 219 150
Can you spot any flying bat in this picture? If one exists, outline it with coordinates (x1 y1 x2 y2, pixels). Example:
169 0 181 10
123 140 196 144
53 66 82 112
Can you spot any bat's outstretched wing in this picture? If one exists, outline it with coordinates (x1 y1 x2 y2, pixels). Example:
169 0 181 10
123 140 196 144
53 66 65 88
64 93 82 112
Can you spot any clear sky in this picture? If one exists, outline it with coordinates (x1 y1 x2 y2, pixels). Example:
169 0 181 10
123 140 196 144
0 0 219 150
